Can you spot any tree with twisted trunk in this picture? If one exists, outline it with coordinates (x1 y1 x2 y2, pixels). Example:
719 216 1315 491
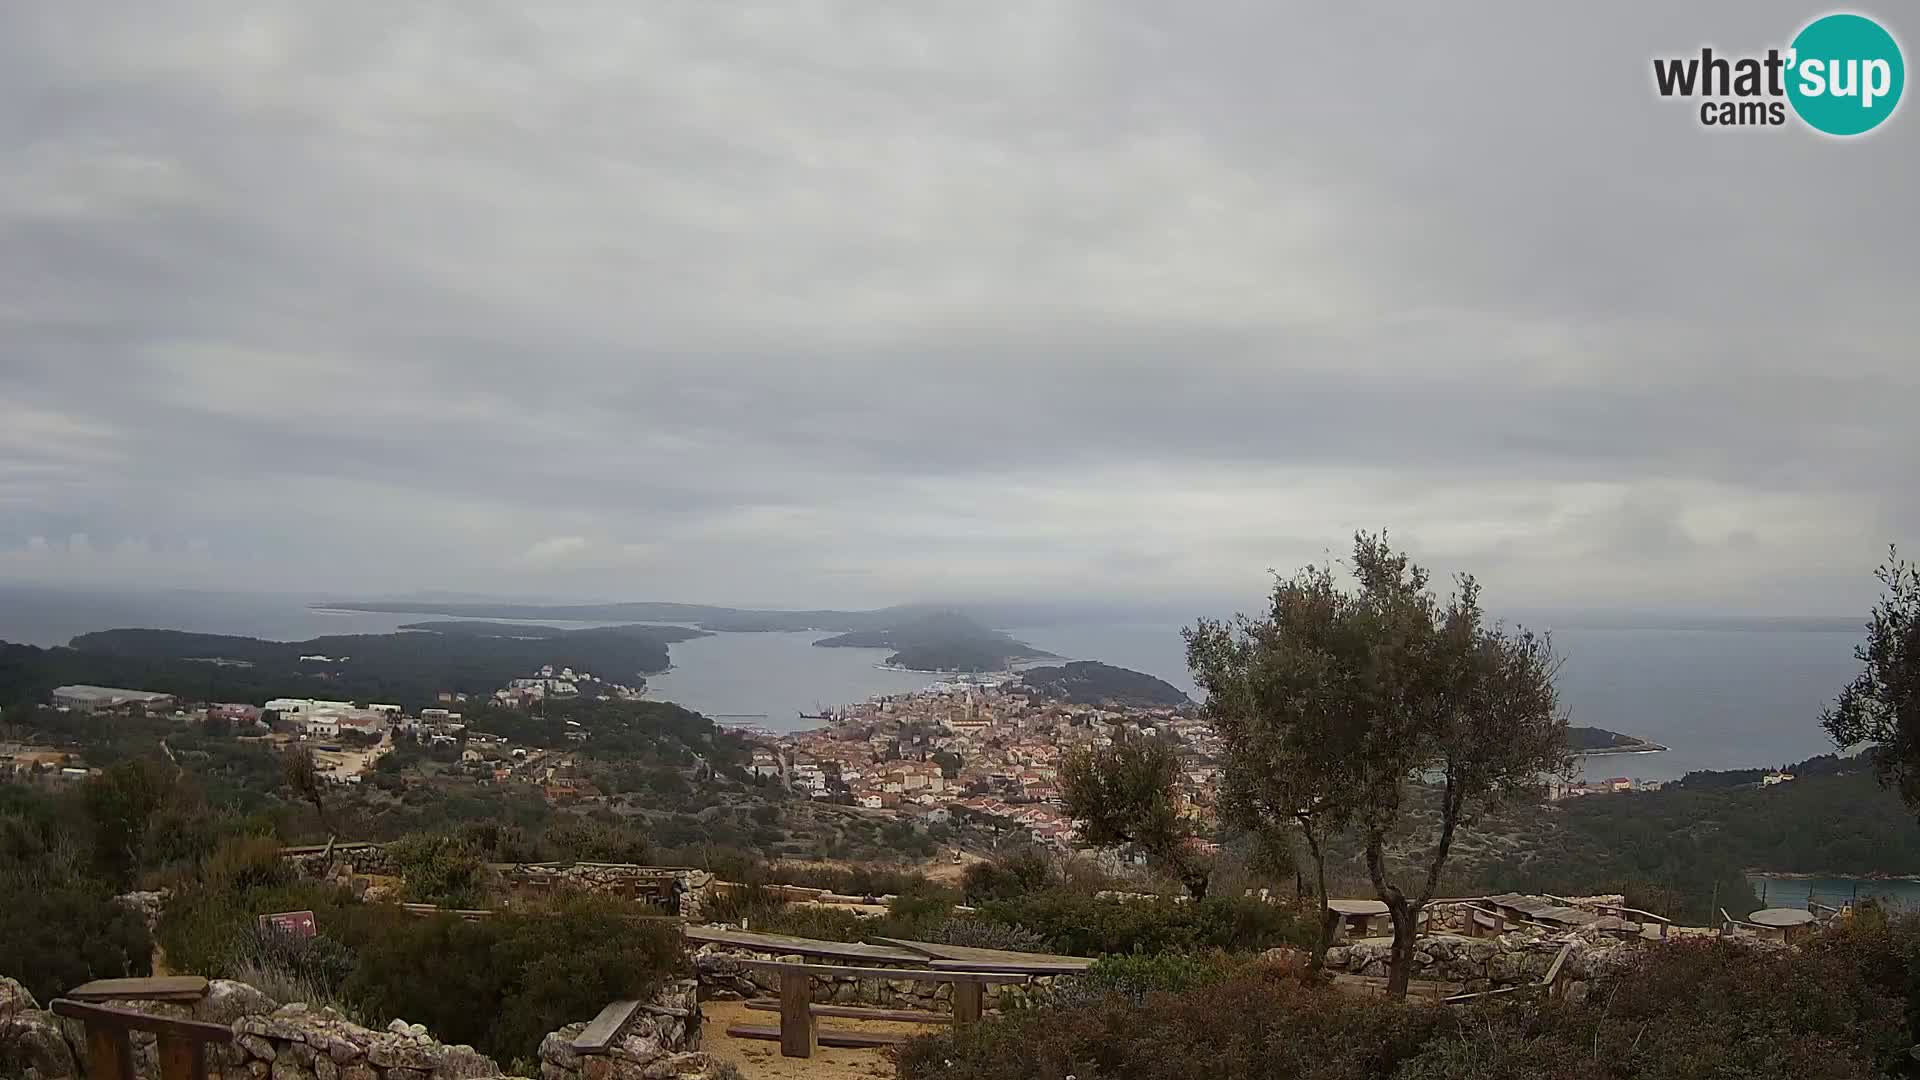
1191 532 1569 998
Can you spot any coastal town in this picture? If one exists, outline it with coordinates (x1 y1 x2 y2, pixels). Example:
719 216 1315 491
739 675 1213 848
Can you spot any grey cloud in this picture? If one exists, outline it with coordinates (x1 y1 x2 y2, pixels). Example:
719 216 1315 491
1 0 1914 614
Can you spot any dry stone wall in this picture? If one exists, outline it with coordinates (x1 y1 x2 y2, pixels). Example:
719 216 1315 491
535 981 735 1080
279 847 712 919
1323 927 1636 1001
0 977 727 1080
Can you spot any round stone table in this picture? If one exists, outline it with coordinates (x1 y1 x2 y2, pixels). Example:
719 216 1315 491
1747 907 1817 943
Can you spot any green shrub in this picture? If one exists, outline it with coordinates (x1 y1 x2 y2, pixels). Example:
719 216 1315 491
976 891 1309 956
0 877 152 1003
961 849 1059 904
927 918 1051 954
387 832 495 908
899 966 1450 1080
1052 951 1245 1008
751 905 870 942
902 936 1912 1080
344 895 682 1061
201 834 291 893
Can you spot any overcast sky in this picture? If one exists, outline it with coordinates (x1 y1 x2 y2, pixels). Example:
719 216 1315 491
1 2 1914 617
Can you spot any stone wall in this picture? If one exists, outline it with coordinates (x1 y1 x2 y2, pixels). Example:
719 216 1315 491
1323 926 1636 1002
0 977 728 1080
690 941 1053 1013
279 846 713 919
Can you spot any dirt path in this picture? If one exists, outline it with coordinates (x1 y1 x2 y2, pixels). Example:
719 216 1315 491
701 1000 934 1080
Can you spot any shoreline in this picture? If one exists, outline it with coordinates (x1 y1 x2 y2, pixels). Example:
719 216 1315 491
1575 742 1670 757
1749 870 1920 883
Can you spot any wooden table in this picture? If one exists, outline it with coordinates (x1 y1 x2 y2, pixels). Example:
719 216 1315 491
1747 907 1817 943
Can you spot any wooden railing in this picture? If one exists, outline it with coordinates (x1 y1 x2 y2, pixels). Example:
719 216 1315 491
50 1000 232 1080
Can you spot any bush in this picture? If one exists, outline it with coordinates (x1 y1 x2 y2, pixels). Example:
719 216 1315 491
0 878 152 1003
1051 951 1245 1008
902 936 1913 1080
899 965 1450 1080
201 834 291 893
344 895 682 1061
962 850 1059 904
386 832 495 908
975 891 1310 956
927 918 1051 954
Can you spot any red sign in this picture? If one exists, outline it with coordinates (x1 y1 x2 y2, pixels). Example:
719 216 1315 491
258 910 317 939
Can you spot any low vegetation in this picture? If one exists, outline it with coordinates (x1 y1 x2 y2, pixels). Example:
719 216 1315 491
901 927 1920 1080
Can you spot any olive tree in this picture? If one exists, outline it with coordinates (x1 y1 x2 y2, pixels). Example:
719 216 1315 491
1187 562 1361 970
1194 533 1568 998
1822 547 1920 805
1060 728 1211 898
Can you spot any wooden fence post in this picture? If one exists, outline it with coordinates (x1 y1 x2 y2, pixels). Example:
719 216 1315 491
778 970 816 1059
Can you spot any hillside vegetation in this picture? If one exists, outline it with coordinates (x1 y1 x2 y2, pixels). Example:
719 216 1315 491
0 623 702 712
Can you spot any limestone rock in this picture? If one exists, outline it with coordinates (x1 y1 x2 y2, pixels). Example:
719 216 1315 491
0 1006 79 1080
0 976 39 1011
198 981 279 1026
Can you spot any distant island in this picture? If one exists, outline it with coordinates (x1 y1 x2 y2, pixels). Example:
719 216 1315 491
0 622 704 712
1568 725 1668 755
319 599 921 633
812 611 1055 673
1015 661 1191 709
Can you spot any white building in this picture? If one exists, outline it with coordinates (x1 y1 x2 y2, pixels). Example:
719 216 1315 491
51 685 175 712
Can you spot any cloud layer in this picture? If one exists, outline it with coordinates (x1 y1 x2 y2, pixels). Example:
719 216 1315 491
2 1 1914 614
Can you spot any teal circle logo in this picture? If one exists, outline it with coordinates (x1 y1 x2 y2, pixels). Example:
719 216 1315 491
1787 13 1904 135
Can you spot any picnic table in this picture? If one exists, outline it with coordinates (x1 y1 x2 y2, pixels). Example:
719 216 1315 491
1485 893 1601 929
1327 899 1390 939
720 959 1029 1058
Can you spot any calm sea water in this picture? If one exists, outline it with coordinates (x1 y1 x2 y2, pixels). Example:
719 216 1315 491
1010 621 1865 785
1748 875 1920 911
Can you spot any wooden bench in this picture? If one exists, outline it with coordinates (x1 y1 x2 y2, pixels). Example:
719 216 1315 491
66 977 210 1004
720 959 1029 1058
51 999 232 1080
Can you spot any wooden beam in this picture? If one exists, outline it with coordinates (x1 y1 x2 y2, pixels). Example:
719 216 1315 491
67 977 209 1003
569 1000 641 1054
51 1001 234 1045
726 1025 909 1049
927 959 1087 976
746 1001 952 1024
778 971 816 1059
722 959 1028 984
